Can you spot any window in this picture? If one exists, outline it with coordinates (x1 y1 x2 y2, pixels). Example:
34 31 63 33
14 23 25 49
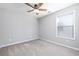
56 11 75 40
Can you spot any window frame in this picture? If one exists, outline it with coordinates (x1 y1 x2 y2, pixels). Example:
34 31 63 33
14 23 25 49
56 11 75 40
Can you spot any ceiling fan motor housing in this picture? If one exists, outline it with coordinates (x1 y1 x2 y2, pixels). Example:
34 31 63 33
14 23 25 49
35 4 37 7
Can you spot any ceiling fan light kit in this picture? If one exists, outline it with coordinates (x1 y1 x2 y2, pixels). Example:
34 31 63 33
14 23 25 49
34 9 39 13
25 3 47 15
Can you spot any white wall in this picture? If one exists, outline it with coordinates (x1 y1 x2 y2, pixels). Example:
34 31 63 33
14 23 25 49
0 4 39 47
1 3 79 50
39 4 79 49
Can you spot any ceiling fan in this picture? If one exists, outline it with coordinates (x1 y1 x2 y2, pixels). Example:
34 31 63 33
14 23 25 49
25 3 47 15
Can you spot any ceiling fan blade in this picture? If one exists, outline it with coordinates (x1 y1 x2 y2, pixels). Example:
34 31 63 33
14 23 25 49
37 3 43 9
27 9 34 12
25 3 34 8
38 9 47 11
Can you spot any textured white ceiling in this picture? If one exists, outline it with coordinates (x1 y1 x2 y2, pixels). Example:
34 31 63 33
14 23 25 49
35 3 74 18
0 3 74 18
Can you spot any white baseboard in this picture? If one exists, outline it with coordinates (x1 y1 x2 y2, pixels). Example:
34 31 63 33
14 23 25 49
0 38 38 48
41 37 79 51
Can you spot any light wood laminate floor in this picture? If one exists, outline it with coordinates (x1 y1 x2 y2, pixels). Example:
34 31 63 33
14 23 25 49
0 39 79 56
